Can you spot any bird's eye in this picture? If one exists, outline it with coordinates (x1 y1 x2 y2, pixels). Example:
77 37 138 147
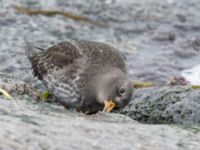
119 87 126 96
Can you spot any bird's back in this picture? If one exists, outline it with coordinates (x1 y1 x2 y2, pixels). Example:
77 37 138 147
71 41 127 75
26 41 126 80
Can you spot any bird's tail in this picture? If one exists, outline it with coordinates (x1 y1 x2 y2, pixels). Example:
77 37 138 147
24 40 44 62
24 40 45 79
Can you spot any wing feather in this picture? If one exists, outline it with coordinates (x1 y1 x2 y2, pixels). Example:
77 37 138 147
25 41 82 80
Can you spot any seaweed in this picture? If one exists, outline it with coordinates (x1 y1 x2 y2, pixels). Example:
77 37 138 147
192 85 200 89
12 5 107 27
133 80 156 88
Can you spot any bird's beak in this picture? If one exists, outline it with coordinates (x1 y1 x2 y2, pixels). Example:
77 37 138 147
103 100 116 112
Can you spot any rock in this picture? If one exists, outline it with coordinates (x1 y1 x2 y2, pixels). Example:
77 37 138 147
0 96 200 150
121 86 200 125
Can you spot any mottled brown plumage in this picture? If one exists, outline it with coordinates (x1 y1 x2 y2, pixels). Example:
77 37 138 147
26 40 133 114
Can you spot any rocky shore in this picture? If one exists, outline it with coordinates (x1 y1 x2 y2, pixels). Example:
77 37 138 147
0 0 200 149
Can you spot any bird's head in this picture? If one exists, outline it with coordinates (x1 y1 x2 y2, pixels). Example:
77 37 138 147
94 68 133 112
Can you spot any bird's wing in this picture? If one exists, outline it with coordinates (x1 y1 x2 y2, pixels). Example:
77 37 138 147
26 41 83 80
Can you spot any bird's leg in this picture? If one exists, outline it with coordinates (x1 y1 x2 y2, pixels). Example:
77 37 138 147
103 100 116 112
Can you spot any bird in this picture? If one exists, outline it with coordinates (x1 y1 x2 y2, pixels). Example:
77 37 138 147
25 40 133 114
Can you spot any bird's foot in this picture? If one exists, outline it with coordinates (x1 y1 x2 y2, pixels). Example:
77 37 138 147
103 100 116 112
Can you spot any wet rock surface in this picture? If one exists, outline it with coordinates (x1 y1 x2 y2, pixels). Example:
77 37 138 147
0 0 200 149
121 86 200 125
